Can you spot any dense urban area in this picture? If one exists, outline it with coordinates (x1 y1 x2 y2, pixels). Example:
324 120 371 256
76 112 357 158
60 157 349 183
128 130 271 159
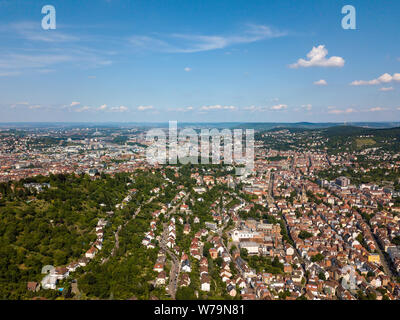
1 124 400 300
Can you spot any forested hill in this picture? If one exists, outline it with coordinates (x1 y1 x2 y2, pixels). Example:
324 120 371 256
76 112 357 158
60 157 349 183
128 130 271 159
255 125 400 153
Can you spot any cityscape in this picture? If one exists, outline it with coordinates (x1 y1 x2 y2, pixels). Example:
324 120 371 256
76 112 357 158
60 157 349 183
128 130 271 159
1 0 400 305
1 122 400 300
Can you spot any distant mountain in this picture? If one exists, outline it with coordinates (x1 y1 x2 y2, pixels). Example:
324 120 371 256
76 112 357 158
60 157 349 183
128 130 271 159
321 125 400 138
1 122 400 130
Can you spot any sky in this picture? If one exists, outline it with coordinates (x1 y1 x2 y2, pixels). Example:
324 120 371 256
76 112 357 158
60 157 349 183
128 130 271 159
0 0 400 123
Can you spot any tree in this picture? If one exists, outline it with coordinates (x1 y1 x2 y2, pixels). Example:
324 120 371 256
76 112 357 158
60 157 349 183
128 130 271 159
298 230 313 240
176 287 196 300
240 248 248 259
311 253 324 263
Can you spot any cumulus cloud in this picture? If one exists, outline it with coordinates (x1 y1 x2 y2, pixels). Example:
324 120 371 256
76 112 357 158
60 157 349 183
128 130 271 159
98 104 107 110
351 73 400 86
70 101 80 107
75 106 91 112
200 105 236 111
137 105 154 111
184 67 191 72
380 87 394 92
169 106 194 112
111 106 128 112
314 79 327 86
328 108 356 114
270 104 288 111
243 104 288 112
368 107 386 112
301 104 312 111
243 105 259 112
290 45 344 68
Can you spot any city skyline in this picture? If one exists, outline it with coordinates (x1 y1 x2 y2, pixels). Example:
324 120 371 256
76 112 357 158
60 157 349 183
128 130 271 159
1 0 400 122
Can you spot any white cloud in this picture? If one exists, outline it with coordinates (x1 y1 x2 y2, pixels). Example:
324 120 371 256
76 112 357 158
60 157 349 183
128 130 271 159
28 105 42 109
350 73 400 86
70 101 80 107
98 104 107 110
200 105 236 111
75 106 91 112
380 87 394 92
243 104 288 112
169 106 194 112
290 45 345 68
301 104 312 111
129 24 287 53
9 21 79 43
314 79 327 86
328 108 356 114
368 107 386 112
137 105 154 111
111 106 128 112
184 67 191 72
243 105 259 111
270 104 288 111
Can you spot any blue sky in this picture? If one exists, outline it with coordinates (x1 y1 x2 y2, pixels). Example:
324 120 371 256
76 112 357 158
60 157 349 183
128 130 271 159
0 0 400 122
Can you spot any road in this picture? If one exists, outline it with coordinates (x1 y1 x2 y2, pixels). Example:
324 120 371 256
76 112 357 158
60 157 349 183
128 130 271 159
266 169 306 285
102 195 156 264
159 193 189 299
160 224 180 299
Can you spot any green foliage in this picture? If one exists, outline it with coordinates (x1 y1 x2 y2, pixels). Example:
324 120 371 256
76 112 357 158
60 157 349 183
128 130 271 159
311 253 324 263
0 172 133 299
298 230 313 240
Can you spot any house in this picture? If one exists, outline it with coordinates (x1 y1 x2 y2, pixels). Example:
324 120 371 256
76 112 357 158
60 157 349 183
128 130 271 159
94 240 103 251
179 273 191 287
153 263 164 273
222 252 231 263
238 241 259 255
236 277 246 289
199 266 208 277
181 259 191 273
156 271 166 286
227 283 237 297
85 246 97 259
291 270 303 284
183 224 191 235
209 248 218 259
200 274 211 292
200 257 208 268
54 267 69 280
147 242 156 249
220 270 232 282
27 282 40 292
78 257 89 267
66 262 80 273
284 263 293 274
216 244 225 255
